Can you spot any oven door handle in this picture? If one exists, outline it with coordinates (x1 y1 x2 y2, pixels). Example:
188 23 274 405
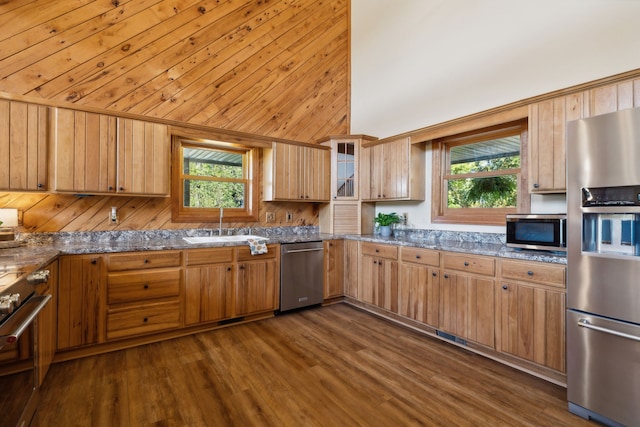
0 295 51 348
577 318 640 342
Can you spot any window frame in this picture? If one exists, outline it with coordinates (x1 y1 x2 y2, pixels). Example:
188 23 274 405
431 120 530 225
171 137 259 223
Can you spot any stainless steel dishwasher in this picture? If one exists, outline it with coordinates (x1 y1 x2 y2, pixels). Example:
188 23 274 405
280 241 324 311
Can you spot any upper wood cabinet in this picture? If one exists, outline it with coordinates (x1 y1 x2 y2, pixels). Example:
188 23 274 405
51 108 170 196
528 94 586 193
263 142 330 202
0 100 48 191
360 137 425 201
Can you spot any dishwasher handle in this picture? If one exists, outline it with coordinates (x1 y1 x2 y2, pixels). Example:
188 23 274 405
283 247 324 254
578 318 640 343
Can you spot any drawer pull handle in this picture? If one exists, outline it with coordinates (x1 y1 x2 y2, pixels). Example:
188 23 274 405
502 285 508 290
527 271 534 276
464 261 469 267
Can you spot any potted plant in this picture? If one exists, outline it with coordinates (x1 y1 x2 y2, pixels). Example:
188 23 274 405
374 212 401 237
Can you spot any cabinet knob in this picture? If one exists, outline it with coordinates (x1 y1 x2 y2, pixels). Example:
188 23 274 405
416 255 421 259
432 272 437 277
37 183 43 188
227 267 232 271
502 285 508 290
119 187 124 191
373 260 378 265
143 284 149 289
444 274 449 279
375 249 379 253
91 259 97 265
239 265 245 270
533 183 540 189
108 186 114 191
144 259 149 264
463 261 469 267
527 271 534 276
143 317 148 322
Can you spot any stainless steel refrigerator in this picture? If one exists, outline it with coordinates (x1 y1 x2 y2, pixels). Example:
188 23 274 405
567 107 640 427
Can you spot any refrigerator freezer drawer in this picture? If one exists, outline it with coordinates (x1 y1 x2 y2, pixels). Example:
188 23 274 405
567 310 640 426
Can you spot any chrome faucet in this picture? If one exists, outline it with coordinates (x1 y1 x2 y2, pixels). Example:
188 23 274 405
219 207 224 236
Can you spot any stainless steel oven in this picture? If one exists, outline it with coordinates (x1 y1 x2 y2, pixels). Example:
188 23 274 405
0 268 51 427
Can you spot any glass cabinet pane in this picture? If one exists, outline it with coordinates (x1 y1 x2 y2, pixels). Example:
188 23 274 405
336 142 356 198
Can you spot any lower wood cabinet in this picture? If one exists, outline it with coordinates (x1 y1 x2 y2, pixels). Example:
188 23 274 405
57 254 104 350
496 259 566 373
359 242 398 312
185 245 280 323
105 251 182 340
324 240 344 299
344 240 359 298
398 247 440 327
36 260 58 386
234 245 279 316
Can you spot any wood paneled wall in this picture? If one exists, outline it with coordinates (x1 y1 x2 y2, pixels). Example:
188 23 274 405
0 0 349 232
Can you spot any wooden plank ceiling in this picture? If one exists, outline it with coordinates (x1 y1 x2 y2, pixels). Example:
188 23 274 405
0 0 349 232
0 0 349 142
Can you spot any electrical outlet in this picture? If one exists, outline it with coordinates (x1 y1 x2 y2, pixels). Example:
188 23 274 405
286 212 293 222
266 212 275 223
109 206 118 225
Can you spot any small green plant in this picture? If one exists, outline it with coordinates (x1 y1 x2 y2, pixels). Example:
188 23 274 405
374 212 401 226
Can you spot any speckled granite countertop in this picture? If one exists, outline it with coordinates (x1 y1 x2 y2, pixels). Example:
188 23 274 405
0 226 566 270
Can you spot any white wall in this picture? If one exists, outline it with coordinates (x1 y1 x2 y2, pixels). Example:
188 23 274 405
352 0 640 231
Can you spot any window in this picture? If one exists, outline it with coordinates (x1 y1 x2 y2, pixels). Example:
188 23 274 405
431 120 529 225
172 138 258 222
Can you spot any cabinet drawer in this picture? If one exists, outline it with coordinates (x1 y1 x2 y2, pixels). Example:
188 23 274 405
500 259 565 288
361 242 398 259
443 253 495 276
185 247 234 266
236 244 278 262
108 251 182 271
400 247 439 266
107 268 181 304
107 300 180 340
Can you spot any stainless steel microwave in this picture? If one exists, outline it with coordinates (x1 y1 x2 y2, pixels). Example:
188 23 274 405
506 214 567 252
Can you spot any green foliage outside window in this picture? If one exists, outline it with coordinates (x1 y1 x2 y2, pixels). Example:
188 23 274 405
182 148 246 209
447 155 520 208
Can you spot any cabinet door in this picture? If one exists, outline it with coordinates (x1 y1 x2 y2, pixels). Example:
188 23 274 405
57 255 104 350
344 240 359 298
52 108 117 193
304 146 330 201
528 94 585 193
36 260 58 386
398 263 439 327
116 118 170 195
359 255 398 311
0 100 48 191
184 264 234 325
439 271 495 347
235 259 278 316
497 281 566 372
323 240 344 299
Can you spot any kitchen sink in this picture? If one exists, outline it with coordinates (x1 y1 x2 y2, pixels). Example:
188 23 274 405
182 235 268 244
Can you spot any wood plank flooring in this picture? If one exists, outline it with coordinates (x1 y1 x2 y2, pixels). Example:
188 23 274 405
37 304 593 427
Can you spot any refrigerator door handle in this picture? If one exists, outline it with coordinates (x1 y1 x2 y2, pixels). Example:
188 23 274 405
578 318 640 342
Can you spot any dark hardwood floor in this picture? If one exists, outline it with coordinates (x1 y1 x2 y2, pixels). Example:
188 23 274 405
37 304 594 426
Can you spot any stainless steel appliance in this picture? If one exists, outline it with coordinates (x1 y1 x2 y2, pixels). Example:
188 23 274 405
505 213 566 252
280 241 324 311
0 266 51 427
567 107 640 427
